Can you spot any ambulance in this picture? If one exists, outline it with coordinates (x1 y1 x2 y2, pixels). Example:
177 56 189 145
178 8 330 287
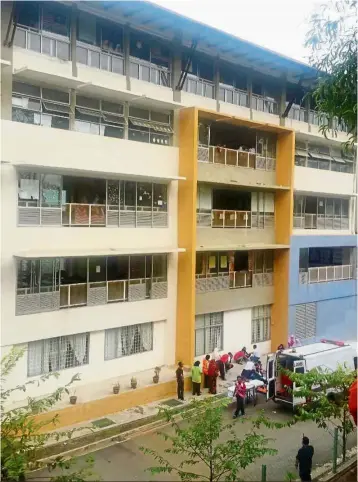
266 340 357 409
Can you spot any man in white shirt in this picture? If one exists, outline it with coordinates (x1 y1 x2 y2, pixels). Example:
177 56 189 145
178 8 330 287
251 344 260 362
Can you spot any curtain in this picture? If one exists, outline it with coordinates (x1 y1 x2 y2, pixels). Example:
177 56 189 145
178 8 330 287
116 328 124 358
42 338 52 373
58 338 67 370
141 323 152 351
27 340 43 376
72 334 87 365
104 329 117 360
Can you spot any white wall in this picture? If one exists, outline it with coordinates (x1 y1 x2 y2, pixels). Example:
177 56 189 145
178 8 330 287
2 319 167 403
294 166 356 196
223 309 271 356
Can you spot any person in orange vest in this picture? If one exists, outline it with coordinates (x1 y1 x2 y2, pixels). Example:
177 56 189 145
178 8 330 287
202 354 210 389
348 377 357 426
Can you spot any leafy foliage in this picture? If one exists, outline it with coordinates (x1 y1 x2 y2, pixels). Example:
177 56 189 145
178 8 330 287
140 397 276 482
1 347 94 481
305 0 357 144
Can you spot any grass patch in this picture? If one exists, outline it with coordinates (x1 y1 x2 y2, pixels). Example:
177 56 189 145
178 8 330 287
91 418 115 429
161 399 184 408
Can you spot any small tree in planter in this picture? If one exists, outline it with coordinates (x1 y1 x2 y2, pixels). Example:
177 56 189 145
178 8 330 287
131 377 138 389
112 382 120 394
69 390 77 405
153 367 161 384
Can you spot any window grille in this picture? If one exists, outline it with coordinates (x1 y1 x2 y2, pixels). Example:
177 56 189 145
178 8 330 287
195 312 223 356
251 305 271 343
104 322 153 360
27 332 89 377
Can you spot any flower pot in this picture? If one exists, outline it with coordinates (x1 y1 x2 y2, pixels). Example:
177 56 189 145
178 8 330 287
69 396 77 405
113 386 120 394
153 375 159 384
131 380 137 389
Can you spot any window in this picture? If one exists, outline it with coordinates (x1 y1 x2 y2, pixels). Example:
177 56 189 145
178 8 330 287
195 312 223 356
104 322 153 360
251 305 271 343
128 107 173 146
295 303 316 340
12 82 70 130
27 333 89 377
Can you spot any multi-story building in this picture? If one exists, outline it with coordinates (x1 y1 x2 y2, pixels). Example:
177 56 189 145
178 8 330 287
1 1 356 424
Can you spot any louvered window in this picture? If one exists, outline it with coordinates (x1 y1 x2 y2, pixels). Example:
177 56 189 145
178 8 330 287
295 303 317 340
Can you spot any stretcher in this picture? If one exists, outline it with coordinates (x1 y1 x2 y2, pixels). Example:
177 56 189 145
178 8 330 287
227 379 266 406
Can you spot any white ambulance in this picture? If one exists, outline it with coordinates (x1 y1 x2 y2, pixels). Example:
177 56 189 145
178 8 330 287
266 340 357 409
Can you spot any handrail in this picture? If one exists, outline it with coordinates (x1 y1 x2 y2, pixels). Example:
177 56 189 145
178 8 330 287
182 75 214 98
129 56 171 87
195 270 273 292
211 209 251 228
304 264 353 283
197 145 275 171
251 93 278 115
14 26 70 60
62 203 106 226
293 214 349 230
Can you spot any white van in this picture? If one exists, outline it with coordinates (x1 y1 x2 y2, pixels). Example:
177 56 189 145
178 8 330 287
266 341 357 409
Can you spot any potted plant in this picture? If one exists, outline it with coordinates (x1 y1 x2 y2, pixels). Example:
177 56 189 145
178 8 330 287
131 377 137 389
113 382 120 394
153 366 161 384
69 390 77 405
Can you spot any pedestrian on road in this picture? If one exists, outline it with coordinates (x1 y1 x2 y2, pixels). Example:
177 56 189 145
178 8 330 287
233 375 246 418
295 436 314 482
202 354 210 388
191 360 202 396
208 358 219 394
176 361 184 401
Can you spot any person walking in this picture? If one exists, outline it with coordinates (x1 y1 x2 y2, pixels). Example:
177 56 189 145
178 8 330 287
202 354 210 388
191 360 202 396
233 376 246 418
207 358 219 394
295 436 314 482
176 361 184 401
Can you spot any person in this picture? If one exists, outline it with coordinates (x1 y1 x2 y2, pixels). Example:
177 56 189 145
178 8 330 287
216 358 226 380
233 376 246 418
295 436 314 482
233 347 249 364
221 352 234 372
348 377 357 426
191 360 202 396
241 358 266 383
277 344 285 351
202 354 210 388
212 347 221 361
208 358 219 394
176 361 184 401
251 344 260 363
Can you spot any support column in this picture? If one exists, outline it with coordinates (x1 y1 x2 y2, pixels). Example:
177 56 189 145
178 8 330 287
271 129 295 349
70 4 77 77
123 102 129 139
69 89 76 130
176 107 198 365
306 94 311 132
1 1 14 120
279 75 286 127
247 76 253 120
172 33 182 103
214 57 220 112
124 25 131 91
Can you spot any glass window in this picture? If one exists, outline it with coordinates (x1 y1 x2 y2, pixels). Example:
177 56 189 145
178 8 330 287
88 257 106 282
299 248 309 271
107 256 129 281
18 172 40 205
13 82 41 97
252 305 271 343
104 322 153 360
137 183 152 208
153 184 167 211
102 101 123 115
152 255 167 280
129 106 150 120
341 199 349 217
78 11 97 45
42 88 69 104
195 312 223 356
196 253 206 276
100 22 123 53
27 333 89 376
41 174 61 207
17 259 40 293
42 3 70 38
150 111 170 124
76 96 100 110
128 127 149 143
123 181 136 208
130 255 145 280
17 1 40 29
130 32 150 61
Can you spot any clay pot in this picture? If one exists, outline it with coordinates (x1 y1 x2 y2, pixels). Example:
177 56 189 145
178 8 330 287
69 396 77 405
153 375 159 384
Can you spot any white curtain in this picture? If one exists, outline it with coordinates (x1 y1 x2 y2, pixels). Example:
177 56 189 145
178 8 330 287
116 328 124 358
42 338 52 373
141 323 153 351
58 338 67 370
104 329 117 360
28 340 43 377
72 334 87 365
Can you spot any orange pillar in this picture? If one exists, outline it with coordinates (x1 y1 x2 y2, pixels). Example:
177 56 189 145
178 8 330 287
176 107 198 365
271 129 295 350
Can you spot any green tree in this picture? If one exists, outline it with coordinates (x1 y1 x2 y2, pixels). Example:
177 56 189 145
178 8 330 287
306 0 357 144
1 347 94 481
140 397 276 482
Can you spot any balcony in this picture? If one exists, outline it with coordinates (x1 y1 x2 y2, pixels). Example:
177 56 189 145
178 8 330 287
299 265 353 284
16 254 168 316
197 209 274 229
197 146 275 171
17 173 168 228
294 196 351 232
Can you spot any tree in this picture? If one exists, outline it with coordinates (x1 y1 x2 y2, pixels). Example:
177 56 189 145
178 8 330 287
1 347 94 481
287 364 356 462
305 0 357 144
140 397 276 482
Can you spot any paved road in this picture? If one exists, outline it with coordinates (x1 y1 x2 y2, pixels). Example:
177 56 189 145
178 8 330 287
30 398 356 481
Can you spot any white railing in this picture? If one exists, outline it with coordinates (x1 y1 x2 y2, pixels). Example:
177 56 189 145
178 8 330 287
129 57 171 87
14 26 70 60
300 265 353 284
195 270 273 293
62 203 106 226
211 209 252 228
183 75 214 99
219 85 249 108
293 214 350 230
251 94 278 115
287 104 307 122
197 145 275 171
76 42 124 74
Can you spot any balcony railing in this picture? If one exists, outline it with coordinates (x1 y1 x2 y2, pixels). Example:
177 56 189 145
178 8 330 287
17 203 168 228
14 26 70 60
195 271 273 293
76 42 124 74
251 94 278 115
182 75 214 99
293 214 350 230
287 105 307 123
299 265 353 284
197 210 274 229
16 277 167 316
129 57 171 87
197 146 276 171
219 85 249 107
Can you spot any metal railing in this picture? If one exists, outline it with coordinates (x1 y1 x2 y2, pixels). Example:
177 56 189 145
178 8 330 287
299 265 353 284
287 104 307 122
195 270 273 293
62 203 106 226
76 43 124 74
197 145 275 171
219 85 249 107
129 57 171 87
251 94 278 115
14 26 70 60
182 75 214 99
197 210 275 229
293 214 350 230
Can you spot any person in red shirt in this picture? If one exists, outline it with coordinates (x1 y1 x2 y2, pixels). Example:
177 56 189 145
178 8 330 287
348 378 357 426
233 376 246 418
